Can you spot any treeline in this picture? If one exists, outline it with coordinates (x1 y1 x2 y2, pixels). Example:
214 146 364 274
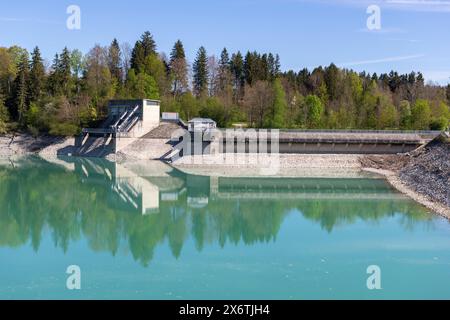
0 31 449 136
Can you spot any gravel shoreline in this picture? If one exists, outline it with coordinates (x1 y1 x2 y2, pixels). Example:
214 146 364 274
361 135 450 219
363 168 450 219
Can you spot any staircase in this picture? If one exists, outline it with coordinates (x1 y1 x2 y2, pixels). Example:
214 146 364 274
75 134 114 158
76 105 142 157
113 105 139 133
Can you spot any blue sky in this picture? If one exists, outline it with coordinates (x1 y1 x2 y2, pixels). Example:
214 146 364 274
1 0 449 84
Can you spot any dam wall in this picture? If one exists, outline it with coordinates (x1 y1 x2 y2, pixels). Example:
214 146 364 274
185 130 442 155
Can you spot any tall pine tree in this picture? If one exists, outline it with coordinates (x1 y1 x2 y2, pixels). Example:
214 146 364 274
48 54 61 95
59 47 73 96
130 31 157 73
29 46 45 102
446 84 450 106
169 40 188 96
216 48 233 98
108 39 123 84
230 51 244 101
12 52 29 123
130 41 146 73
140 31 157 57
193 46 209 97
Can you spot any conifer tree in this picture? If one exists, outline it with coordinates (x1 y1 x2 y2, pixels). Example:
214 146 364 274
12 52 29 123
140 31 157 57
230 51 245 100
108 39 123 83
446 84 450 106
48 54 61 95
59 47 73 96
169 40 188 96
216 48 232 93
0 94 9 133
219 48 230 70
193 46 209 97
130 41 146 73
29 46 45 102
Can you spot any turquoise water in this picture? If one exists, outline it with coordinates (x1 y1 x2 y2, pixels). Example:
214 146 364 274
0 156 450 300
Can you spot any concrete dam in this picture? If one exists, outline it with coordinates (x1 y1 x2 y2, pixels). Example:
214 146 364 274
185 129 441 156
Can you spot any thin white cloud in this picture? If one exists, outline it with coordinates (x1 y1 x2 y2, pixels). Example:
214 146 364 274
386 38 421 43
0 17 60 25
386 0 450 12
387 0 450 5
356 27 407 34
338 54 425 67
295 0 450 12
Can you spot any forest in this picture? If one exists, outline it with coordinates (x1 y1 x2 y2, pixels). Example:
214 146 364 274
0 31 449 136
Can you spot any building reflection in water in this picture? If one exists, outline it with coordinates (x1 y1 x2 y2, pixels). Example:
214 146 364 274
0 156 434 266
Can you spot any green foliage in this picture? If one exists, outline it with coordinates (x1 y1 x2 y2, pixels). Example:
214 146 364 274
179 92 200 120
0 34 448 136
230 51 244 98
324 63 340 101
108 39 122 82
436 102 450 120
125 69 160 100
169 40 188 96
49 122 80 136
130 41 146 73
305 95 324 128
193 47 209 97
140 31 157 56
130 31 157 73
265 78 287 128
446 84 450 106
12 50 29 124
26 102 40 128
377 97 398 129
200 98 228 127
79 105 98 127
399 100 412 129
430 116 449 131
411 99 432 130
70 49 84 80
29 47 45 102
0 96 9 134
143 54 169 96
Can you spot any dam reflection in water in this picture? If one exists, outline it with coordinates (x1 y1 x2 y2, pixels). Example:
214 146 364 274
0 156 435 267
0 157 448 298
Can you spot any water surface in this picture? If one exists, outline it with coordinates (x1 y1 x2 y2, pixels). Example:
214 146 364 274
0 157 449 299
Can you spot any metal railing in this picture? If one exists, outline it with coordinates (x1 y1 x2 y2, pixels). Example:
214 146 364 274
230 129 442 135
82 128 114 134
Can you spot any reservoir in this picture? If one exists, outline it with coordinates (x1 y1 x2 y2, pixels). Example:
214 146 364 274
0 156 449 299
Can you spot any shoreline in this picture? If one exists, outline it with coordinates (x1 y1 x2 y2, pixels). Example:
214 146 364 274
362 168 450 220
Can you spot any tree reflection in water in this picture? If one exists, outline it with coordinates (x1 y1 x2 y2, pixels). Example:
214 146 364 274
0 156 432 266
